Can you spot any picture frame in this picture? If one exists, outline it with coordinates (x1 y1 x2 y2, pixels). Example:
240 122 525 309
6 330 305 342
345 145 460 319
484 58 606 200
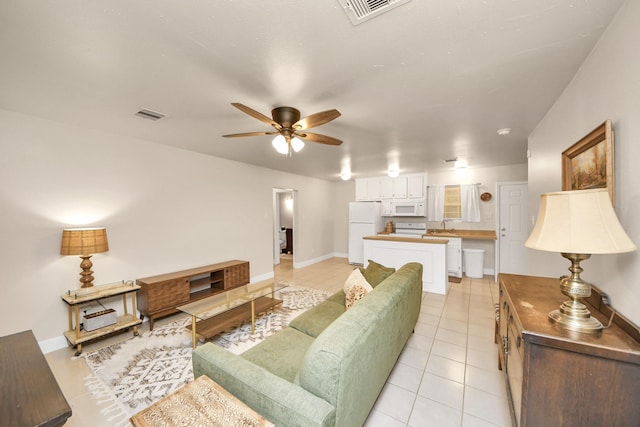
562 120 614 204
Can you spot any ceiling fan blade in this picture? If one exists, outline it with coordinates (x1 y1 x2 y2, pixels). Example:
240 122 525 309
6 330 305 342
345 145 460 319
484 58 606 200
297 132 343 146
230 103 280 128
293 109 341 131
222 131 277 138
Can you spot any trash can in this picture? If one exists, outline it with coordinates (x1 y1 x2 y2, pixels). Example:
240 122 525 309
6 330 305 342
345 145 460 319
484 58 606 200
463 249 485 278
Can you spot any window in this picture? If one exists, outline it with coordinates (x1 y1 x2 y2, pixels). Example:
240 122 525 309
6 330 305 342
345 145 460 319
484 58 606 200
443 185 461 219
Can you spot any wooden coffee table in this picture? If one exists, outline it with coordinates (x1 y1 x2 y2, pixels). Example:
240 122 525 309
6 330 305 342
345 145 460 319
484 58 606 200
130 375 274 427
177 282 287 348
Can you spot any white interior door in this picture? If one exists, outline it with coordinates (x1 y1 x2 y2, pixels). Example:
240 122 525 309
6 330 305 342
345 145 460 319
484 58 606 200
498 183 528 275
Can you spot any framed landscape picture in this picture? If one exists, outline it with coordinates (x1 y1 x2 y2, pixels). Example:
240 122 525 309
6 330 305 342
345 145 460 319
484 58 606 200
562 120 614 204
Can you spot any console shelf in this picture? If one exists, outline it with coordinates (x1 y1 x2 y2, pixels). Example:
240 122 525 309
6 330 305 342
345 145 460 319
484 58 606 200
61 281 142 355
136 260 250 330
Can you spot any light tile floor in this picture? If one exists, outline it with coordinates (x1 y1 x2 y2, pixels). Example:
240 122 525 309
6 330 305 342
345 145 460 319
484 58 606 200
45 256 511 426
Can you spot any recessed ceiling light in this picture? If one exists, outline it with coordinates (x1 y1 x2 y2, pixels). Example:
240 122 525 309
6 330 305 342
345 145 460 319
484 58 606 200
497 128 511 136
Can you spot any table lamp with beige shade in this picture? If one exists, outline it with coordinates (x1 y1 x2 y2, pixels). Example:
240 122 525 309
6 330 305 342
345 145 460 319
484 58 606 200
60 227 109 288
525 189 636 333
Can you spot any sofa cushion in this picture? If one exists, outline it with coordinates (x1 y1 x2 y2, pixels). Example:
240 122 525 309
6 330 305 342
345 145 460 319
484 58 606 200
241 327 314 382
360 260 395 287
289 299 345 338
325 291 345 306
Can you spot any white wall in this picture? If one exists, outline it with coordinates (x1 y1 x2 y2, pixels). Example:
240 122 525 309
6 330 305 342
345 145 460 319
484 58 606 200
332 180 356 257
426 164 528 271
527 0 640 325
0 108 342 346
278 192 293 229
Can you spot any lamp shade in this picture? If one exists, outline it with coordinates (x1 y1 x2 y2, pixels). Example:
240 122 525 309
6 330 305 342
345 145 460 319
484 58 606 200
290 137 304 152
272 135 289 154
525 189 636 254
60 227 109 255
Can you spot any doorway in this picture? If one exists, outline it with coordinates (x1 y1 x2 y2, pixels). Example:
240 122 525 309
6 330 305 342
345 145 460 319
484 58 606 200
497 182 528 275
273 188 296 266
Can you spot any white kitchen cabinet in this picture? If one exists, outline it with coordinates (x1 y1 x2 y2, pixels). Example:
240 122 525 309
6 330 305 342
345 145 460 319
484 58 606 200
355 174 425 202
381 177 407 199
407 175 425 199
381 200 393 216
425 236 462 278
355 178 382 201
446 237 462 278
355 179 368 201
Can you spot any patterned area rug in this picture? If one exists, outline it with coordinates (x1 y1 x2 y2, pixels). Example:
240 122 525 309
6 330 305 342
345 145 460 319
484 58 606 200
81 285 330 426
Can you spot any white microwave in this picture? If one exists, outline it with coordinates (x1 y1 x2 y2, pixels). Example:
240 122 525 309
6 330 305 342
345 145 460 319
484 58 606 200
392 202 425 217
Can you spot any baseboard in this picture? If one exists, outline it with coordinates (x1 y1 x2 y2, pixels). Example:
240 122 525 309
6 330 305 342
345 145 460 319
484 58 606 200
293 253 336 269
251 271 274 283
39 335 69 354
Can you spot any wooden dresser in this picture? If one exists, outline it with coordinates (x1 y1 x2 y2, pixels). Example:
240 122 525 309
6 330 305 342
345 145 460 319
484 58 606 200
136 260 250 329
1 330 72 427
498 274 640 427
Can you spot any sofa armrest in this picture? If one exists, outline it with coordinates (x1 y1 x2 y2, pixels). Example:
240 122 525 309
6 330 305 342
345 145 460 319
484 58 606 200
192 343 335 427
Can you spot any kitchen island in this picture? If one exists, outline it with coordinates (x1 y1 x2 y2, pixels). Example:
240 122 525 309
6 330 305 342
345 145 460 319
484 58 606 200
363 235 449 294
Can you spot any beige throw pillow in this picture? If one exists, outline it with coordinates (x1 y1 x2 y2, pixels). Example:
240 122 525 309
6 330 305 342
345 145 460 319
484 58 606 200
343 268 372 309
346 283 369 309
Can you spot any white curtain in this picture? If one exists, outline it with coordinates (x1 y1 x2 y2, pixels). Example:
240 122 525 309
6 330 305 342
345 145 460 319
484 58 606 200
427 185 445 221
461 184 481 222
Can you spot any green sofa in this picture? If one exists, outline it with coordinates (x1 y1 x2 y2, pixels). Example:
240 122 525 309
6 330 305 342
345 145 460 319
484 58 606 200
192 262 423 427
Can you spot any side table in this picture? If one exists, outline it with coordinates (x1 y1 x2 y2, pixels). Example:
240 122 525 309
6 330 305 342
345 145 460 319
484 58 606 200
131 375 274 427
61 281 142 355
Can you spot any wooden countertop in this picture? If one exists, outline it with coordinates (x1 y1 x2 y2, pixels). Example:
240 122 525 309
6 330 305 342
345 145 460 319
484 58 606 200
424 229 497 240
364 235 448 244
378 230 497 240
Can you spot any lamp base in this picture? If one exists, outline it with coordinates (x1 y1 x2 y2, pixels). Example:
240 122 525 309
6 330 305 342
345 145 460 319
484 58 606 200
548 300 603 334
79 255 95 288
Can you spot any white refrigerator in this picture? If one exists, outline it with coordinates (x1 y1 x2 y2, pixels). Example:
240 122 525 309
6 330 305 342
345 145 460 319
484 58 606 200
348 201 383 265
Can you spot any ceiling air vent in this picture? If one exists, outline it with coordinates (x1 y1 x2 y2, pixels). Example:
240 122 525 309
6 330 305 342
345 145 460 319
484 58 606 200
135 108 165 121
337 0 411 26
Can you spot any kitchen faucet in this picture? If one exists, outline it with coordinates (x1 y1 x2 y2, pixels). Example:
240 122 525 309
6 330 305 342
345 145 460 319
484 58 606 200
441 220 447 231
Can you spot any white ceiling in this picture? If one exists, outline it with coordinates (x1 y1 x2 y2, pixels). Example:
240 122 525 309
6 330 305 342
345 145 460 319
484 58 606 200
0 0 625 181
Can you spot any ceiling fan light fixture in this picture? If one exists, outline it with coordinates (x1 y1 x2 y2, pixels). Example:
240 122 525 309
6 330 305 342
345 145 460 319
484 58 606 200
272 135 289 154
291 137 305 152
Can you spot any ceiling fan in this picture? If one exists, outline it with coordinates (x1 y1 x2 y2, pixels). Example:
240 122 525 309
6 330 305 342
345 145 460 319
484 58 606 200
222 103 342 155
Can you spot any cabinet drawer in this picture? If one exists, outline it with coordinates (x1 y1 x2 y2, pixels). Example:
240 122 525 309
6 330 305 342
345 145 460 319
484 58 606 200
224 262 250 289
147 279 189 312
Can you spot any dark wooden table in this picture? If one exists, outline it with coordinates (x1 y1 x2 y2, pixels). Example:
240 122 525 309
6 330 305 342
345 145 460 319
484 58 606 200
0 330 72 427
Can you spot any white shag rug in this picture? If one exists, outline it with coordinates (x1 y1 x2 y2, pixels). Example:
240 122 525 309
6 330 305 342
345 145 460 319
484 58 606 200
80 285 330 426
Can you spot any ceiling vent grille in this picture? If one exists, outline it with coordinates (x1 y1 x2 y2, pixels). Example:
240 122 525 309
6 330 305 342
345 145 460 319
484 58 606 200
135 108 165 121
337 0 411 25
